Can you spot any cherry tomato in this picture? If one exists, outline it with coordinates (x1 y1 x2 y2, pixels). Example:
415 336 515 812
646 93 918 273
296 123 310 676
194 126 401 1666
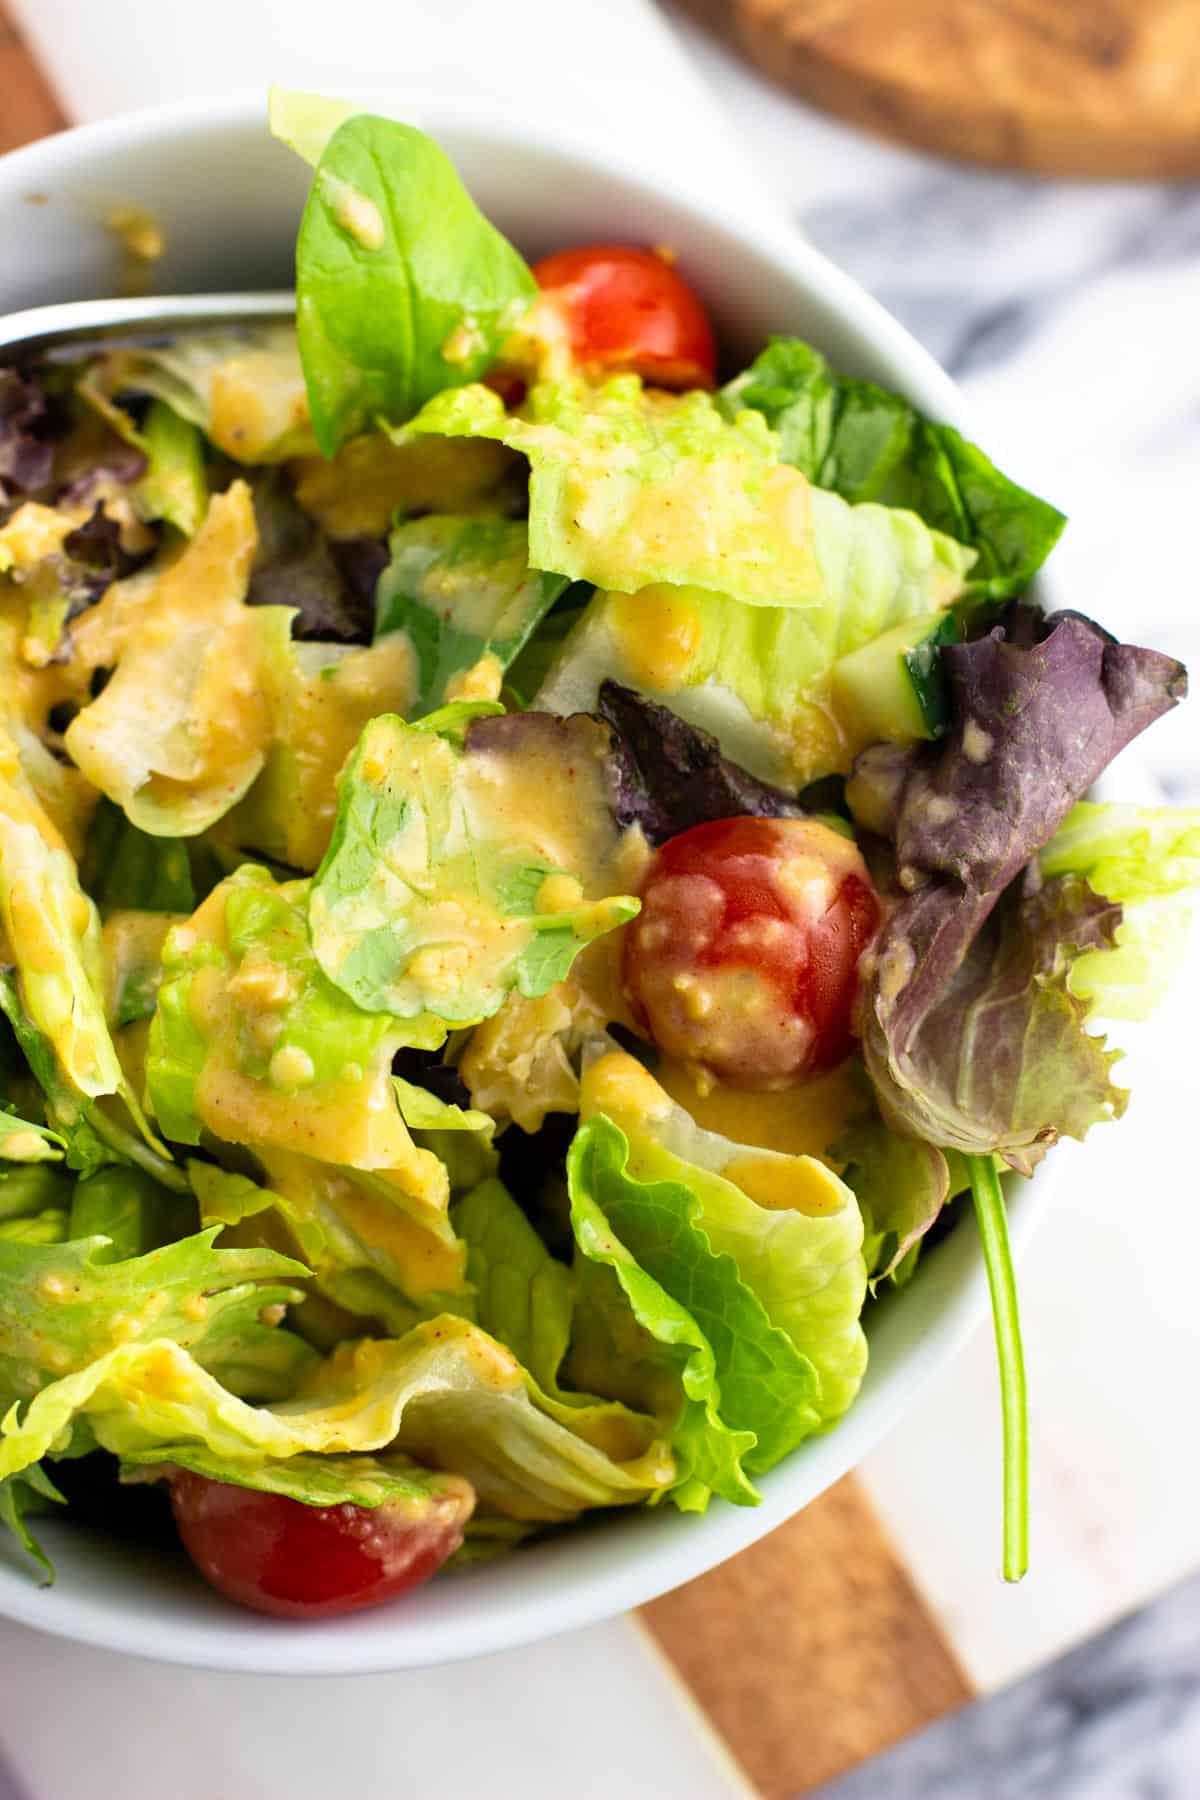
169 1470 474 1619
531 244 718 390
623 817 882 1089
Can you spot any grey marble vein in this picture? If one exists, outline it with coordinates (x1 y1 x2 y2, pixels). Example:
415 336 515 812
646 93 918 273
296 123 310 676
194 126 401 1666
810 1571 1200 1800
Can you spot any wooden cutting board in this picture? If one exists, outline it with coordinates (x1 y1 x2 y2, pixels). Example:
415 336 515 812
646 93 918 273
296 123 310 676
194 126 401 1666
675 0 1200 178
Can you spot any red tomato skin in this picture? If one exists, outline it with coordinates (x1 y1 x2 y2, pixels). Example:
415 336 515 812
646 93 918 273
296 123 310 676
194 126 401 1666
623 817 883 1089
170 1471 474 1619
531 244 717 390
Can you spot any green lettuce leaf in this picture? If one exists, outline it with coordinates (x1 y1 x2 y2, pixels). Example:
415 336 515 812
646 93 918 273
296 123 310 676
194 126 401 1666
82 326 316 465
308 709 637 1022
231 632 419 873
579 1051 868 1437
409 375 976 624
0 1317 674 1523
374 515 574 716
80 798 204 916
0 1209 68 1246
135 399 208 536
567 1119 760 1513
124 1443 471 1517
279 108 536 455
145 866 462 1300
831 1114 951 1282
0 1460 64 1581
1040 802 1200 1021
0 1224 310 1416
67 1164 195 1263
719 336 1065 599
0 1111 64 1164
64 483 288 836
454 1176 573 1393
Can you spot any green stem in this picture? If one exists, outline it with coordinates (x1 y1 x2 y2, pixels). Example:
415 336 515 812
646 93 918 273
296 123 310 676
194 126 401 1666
967 1154 1028 1582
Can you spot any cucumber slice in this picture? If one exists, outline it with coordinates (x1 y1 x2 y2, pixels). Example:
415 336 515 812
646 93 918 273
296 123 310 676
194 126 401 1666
831 611 962 746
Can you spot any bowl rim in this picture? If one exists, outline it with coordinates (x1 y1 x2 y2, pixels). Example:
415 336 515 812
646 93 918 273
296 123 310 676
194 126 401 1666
0 88 1054 1673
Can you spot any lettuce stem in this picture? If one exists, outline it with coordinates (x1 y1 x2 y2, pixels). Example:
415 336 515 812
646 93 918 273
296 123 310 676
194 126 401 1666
967 1155 1028 1582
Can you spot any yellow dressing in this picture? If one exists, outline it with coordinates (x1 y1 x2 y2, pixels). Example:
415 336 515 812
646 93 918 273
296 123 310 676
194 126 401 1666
608 585 702 692
654 1057 867 1161
723 1150 847 1217
292 432 517 539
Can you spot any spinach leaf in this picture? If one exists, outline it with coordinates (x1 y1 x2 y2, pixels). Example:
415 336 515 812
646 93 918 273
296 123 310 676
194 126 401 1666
292 115 536 455
720 337 1066 600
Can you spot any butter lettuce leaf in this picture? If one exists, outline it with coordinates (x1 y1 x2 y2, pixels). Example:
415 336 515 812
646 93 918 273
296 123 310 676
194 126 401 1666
580 1050 868 1437
0 1317 673 1523
0 1460 64 1582
308 709 637 1023
832 1113 951 1282
125 1443 472 1522
720 336 1065 600
374 515 574 716
284 111 536 455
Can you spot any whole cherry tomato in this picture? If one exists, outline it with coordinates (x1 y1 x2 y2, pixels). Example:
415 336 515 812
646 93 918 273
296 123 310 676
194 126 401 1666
169 1469 474 1619
531 244 717 390
623 816 882 1088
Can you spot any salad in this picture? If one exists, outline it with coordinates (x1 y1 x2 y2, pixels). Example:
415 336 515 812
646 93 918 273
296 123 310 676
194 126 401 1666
0 88 1195 1619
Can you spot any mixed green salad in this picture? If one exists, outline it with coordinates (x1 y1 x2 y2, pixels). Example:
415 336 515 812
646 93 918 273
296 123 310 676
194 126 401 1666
0 88 1195 1615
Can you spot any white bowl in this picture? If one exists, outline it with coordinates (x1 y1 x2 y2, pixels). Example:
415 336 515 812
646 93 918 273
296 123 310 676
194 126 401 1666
0 93 1051 1672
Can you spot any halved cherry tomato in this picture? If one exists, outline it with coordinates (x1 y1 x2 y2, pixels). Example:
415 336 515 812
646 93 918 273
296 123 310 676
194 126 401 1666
623 817 882 1089
531 244 718 390
169 1470 474 1619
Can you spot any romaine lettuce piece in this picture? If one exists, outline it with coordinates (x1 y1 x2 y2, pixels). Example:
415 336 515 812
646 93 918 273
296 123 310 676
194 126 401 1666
1039 802 1200 1021
854 610 1187 1169
308 709 638 1023
64 483 286 836
0 1317 674 1523
146 867 460 1298
453 1177 573 1393
278 107 536 454
533 518 974 788
83 328 316 464
374 516 574 716
720 336 1065 600
291 430 519 540
407 376 974 633
232 632 418 872
579 1049 868 1437
135 400 208 536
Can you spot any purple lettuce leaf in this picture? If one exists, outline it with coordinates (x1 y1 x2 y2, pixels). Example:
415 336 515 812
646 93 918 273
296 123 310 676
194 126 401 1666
854 607 1187 1171
596 681 807 845
0 368 53 502
246 470 379 643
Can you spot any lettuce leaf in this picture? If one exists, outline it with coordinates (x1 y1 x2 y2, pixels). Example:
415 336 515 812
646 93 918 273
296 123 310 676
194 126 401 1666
0 1317 673 1523
308 709 637 1023
579 1050 868 1436
0 367 53 502
567 1118 761 1512
80 799 202 916
374 516 574 716
135 400 208 536
832 1114 951 1281
720 336 1065 599
409 376 975 623
1037 802 1200 1021
232 631 419 872
0 1111 64 1164
0 1460 64 1582
125 1444 472 1521
854 609 1187 1169
64 483 286 836
534 541 973 790
281 109 536 455
0 1224 310 1416
245 468 376 643
145 867 461 1300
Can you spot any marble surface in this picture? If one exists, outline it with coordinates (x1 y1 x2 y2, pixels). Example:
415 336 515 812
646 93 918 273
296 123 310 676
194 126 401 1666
812 1569 1200 1799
